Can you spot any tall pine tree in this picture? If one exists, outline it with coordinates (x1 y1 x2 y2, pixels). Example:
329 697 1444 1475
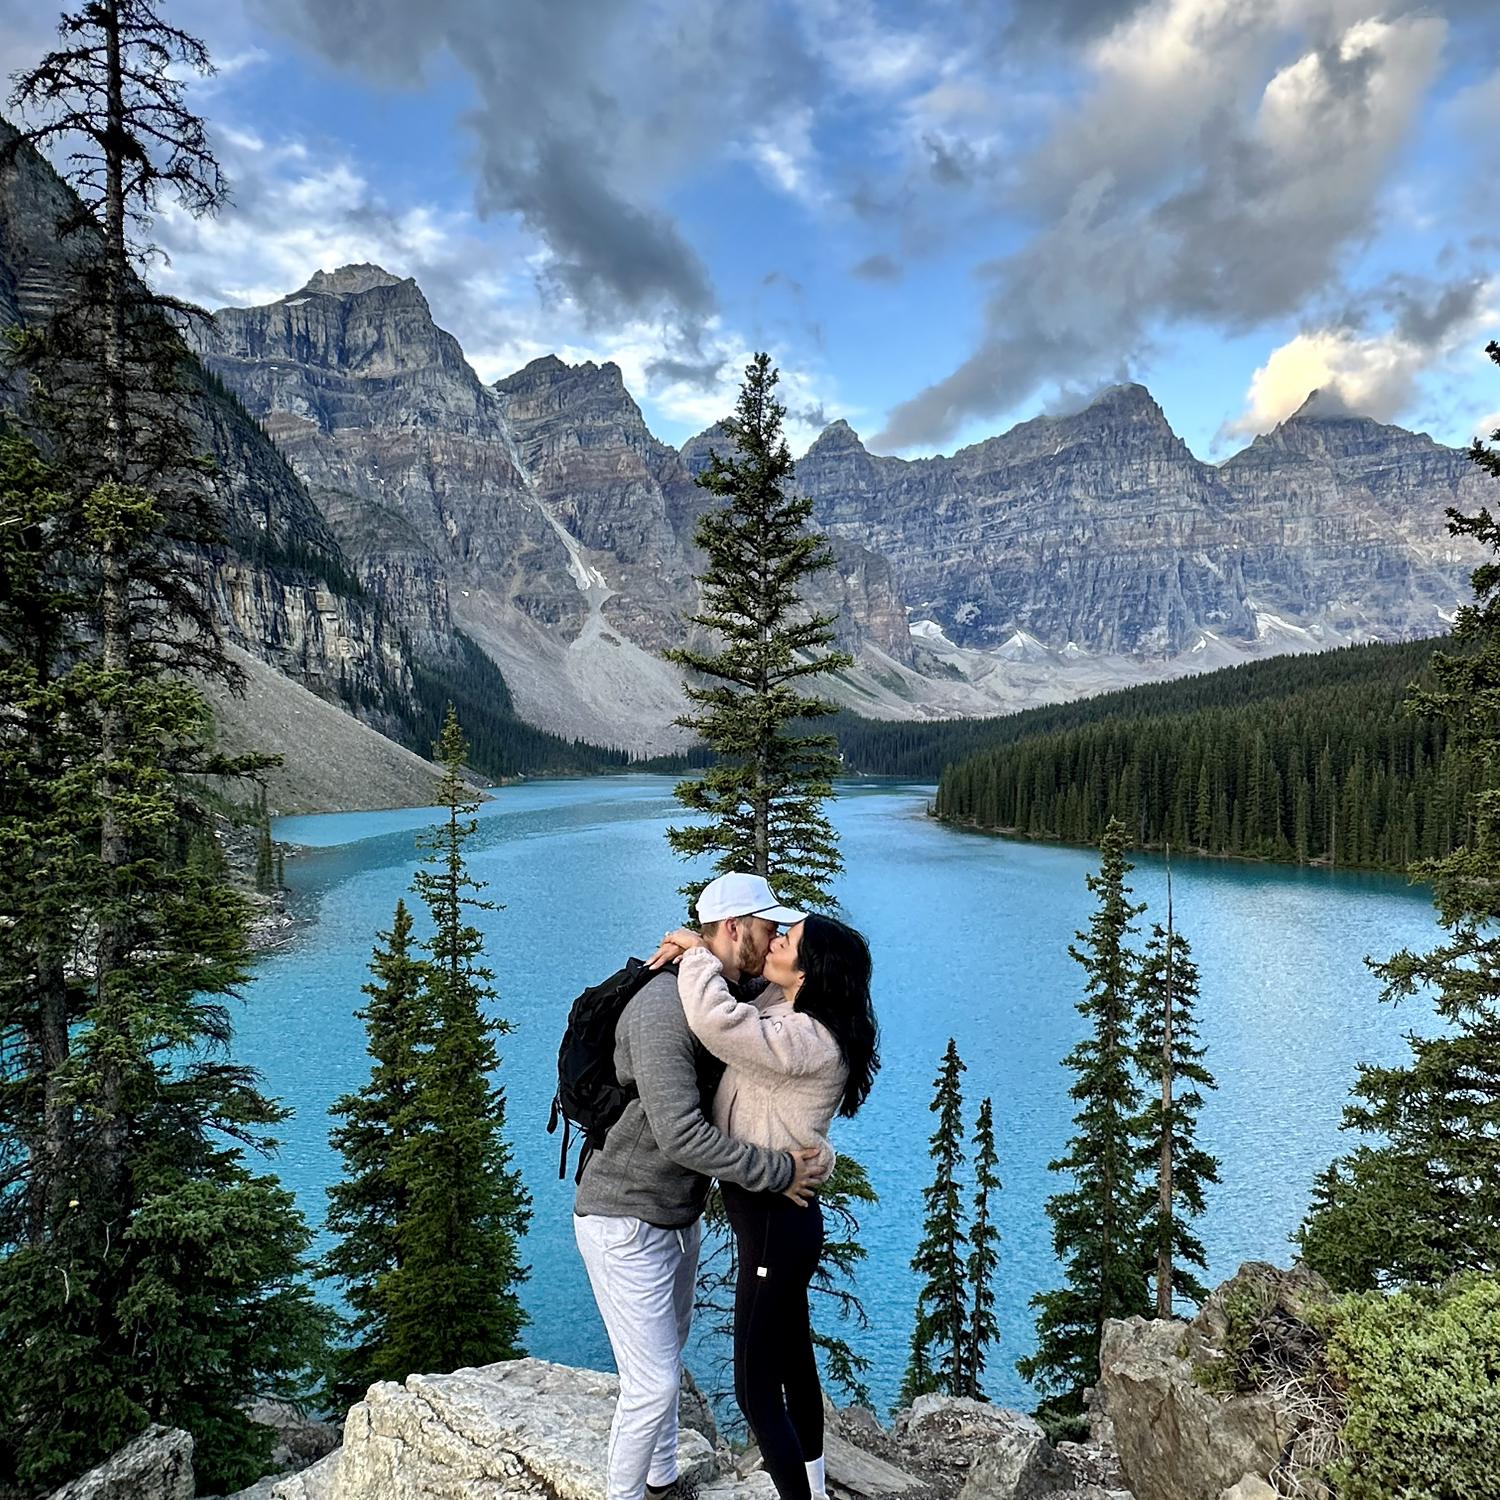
0 6 330 1486
665 353 853 915
1019 819 1150 1431
1133 858 1219 1315
1300 343 1500 1291
963 1096 1002 1400
321 899 426 1395
380 709 531 1375
901 1039 969 1405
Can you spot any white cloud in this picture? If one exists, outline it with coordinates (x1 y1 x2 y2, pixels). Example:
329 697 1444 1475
1231 329 1430 433
745 107 827 208
1227 279 1500 437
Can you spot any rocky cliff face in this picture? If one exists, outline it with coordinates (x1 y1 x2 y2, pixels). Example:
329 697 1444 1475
193 267 583 637
0 126 415 730
1217 390 1484 641
495 354 698 650
796 385 1481 656
196 274 930 749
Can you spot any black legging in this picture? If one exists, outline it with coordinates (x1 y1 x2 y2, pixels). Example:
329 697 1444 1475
721 1181 825 1500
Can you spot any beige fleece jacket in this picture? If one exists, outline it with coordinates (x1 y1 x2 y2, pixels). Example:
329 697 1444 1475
677 947 847 1166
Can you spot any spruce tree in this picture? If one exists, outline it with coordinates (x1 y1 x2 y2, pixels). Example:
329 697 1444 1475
901 1039 969 1405
321 900 426 1395
1133 859 1218 1315
1300 345 1500 1290
665 352 853 915
0 440 330 1492
963 1097 1002 1400
0 11 331 1485
1019 819 1150 1429
380 708 531 1375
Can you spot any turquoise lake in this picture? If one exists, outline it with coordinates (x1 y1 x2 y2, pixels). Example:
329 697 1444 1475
255 775 1437 1415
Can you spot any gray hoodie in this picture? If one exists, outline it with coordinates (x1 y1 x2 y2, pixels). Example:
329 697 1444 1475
573 969 794 1227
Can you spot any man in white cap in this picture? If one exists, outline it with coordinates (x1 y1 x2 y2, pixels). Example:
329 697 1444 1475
574 872 825 1500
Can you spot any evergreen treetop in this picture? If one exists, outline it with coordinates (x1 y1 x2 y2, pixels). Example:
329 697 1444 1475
1134 914 1218 1315
963 1096 1002 1400
321 899 426 1394
379 708 531 1377
666 352 853 914
1019 819 1150 1427
901 1038 970 1407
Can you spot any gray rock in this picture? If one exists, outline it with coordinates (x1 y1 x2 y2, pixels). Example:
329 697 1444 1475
46 1425 194 1500
1096 1317 1293 1500
1219 1478 1277 1500
955 1411 1071 1500
826 1430 928 1499
270 1448 342 1500
217 1479 282 1500
679 1365 722 1454
268 1356 781 1500
243 1397 342 1475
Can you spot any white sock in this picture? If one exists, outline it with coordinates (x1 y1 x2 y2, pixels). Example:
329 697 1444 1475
806 1457 826 1496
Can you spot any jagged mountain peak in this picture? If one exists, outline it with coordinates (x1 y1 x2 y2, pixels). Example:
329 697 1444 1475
498 353 627 393
811 417 866 451
1076 381 1172 426
294 263 410 299
1286 386 1365 423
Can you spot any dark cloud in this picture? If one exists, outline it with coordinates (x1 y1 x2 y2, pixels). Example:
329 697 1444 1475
852 252 902 282
1380 273 1487 348
645 354 726 390
251 0 821 328
1002 0 1149 41
924 133 975 186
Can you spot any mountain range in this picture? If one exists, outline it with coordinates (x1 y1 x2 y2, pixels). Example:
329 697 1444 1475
0 122 1486 802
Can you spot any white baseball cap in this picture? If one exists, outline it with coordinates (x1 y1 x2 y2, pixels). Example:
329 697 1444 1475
696 872 806 927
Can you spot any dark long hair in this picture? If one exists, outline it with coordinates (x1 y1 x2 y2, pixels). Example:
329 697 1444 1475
792 913 880 1117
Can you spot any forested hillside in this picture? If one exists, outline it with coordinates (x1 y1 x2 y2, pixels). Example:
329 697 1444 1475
925 637 1473 871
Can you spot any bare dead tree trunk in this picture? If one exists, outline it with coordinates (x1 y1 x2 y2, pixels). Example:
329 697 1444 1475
95 0 132 1200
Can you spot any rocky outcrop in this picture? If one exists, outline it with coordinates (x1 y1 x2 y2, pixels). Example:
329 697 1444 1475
1096 1264 1336 1500
46 1425 194 1500
267 1358 773 1500
887 1395 1130 1500
266 1366 1130 1500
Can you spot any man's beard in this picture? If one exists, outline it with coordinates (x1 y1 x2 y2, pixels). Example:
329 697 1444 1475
736 929 767 977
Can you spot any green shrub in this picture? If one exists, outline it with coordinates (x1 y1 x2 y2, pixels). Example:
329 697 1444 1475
1320 1275 1500 1500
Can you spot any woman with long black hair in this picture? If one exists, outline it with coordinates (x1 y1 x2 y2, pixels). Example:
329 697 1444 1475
658 914 880 1500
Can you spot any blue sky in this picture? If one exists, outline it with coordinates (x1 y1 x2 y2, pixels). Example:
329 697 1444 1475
5 0 1499 460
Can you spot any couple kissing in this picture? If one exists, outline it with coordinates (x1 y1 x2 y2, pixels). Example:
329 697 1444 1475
566 872 880 1500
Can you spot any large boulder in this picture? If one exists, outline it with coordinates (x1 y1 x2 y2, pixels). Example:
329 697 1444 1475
1097 1264 1334 1500
886 1397 1126 1500
955 1412 1071 1500
269 1357 774 1500
46 1425 194 1500
1096 1317 1287 1500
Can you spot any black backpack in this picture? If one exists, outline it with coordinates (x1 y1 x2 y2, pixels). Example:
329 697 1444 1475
548 957 675 1183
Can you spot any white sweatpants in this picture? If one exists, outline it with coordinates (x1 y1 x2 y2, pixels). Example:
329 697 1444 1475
574 1213 701 1500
